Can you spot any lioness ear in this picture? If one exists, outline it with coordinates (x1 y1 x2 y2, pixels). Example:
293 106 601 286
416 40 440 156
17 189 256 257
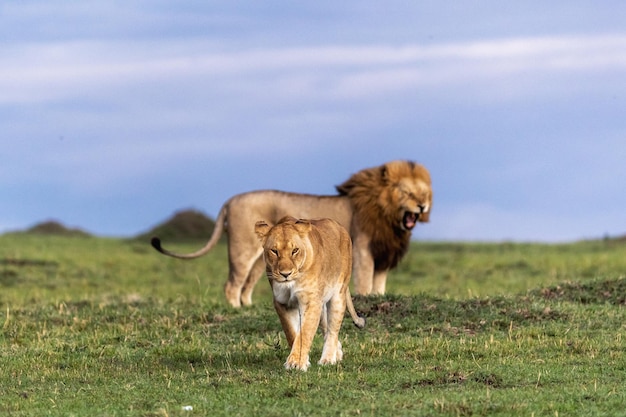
254 220 271 242
294 219 313 233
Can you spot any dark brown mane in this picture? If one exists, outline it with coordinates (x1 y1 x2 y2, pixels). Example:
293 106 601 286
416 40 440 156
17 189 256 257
336 161 419 271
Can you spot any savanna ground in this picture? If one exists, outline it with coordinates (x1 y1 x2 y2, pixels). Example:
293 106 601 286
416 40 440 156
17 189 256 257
1 233 625 416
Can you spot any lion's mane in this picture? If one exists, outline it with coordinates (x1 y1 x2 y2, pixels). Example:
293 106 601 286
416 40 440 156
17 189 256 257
336 160 431 271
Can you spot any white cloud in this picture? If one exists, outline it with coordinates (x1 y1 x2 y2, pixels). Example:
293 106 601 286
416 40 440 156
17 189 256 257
3 34 626 105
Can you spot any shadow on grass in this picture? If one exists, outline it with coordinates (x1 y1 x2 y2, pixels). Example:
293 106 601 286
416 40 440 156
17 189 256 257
533 277 626 305
352 292 566 335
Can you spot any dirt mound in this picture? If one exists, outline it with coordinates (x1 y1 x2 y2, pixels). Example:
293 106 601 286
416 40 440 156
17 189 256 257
138 209 219 242
24 220 91 237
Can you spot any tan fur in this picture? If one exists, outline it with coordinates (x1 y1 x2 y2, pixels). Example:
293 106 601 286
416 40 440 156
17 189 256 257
151 160 432 307
255 216 365 371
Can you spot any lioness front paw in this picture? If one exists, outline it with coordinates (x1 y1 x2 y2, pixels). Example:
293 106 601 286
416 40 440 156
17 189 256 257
319 341 343 365
318 352 343 366
284 355 310 371
318 357 338 366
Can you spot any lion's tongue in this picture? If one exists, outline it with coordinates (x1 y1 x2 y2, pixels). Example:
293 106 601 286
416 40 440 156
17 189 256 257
403 212 417 230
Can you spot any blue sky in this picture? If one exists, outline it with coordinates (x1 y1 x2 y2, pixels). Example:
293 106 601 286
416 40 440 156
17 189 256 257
2 1 625 241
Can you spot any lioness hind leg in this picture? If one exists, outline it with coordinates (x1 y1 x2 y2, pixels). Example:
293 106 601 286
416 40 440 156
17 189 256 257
319 304 327 335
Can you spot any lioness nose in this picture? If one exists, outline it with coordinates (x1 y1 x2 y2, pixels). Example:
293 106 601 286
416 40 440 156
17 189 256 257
418 205 426 213
280 271 291 278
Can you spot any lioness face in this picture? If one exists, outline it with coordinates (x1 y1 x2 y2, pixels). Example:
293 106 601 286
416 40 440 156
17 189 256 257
394 177 432 231
256 223 308 282
264 238 305 282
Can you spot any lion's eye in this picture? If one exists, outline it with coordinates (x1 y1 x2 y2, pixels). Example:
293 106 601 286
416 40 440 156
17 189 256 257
292 248 299 255
270 249 278 256
402 189 417 200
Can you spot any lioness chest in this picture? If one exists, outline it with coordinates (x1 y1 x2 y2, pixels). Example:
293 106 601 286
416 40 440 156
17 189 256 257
272 281 298 307
272 278 342 309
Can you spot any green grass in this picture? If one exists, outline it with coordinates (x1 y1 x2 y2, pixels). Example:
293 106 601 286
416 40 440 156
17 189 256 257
1 234 625 416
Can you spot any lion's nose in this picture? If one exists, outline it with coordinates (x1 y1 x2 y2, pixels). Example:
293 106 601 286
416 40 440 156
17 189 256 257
280 271 291 278
418 204 426 213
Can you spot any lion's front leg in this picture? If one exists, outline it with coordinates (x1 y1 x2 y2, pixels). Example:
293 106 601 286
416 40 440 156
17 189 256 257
319 293 346 365
284 302 322 371
371 269 388 294
351 233 374 295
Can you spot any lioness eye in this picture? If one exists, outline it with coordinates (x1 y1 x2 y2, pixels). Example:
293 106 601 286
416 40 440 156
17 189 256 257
270 249 278 256
292 248 299 255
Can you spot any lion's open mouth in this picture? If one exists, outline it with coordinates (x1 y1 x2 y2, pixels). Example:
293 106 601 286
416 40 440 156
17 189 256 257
402 211 419 230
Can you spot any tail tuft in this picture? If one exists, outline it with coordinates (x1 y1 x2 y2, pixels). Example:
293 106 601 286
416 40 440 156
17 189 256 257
354 314 366 329
151 237 163 252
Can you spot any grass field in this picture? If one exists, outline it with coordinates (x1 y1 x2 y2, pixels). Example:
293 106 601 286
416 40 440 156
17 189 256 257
1 234 625 416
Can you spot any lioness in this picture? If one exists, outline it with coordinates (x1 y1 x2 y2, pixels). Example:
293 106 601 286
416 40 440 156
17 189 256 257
152 160 432 307
255 216 365 371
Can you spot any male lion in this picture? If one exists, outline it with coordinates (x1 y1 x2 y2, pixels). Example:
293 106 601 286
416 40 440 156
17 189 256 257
255 216 365 371
152 160 432 307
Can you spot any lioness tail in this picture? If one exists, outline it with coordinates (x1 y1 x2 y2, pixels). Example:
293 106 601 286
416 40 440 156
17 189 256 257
346 291 366 329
